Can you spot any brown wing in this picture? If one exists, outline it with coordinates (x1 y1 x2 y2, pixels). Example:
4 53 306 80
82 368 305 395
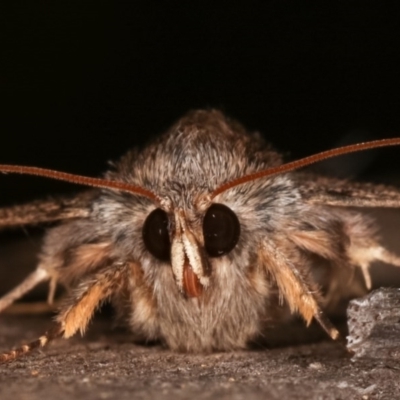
297 173 400 208
0 191 95 230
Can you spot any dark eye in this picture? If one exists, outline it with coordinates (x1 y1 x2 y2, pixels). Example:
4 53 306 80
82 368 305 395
203 204 240 257
142 208 171 261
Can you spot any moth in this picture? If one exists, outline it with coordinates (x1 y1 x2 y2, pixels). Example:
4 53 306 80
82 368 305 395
1 109 400 362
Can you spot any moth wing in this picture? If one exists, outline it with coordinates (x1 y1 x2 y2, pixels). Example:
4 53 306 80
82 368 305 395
0 190 95 231
297 172 400 303
0 190 97 313
297 173 400 208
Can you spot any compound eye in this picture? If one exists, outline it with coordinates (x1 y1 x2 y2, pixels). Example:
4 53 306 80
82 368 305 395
203 204 240 257
142 208 171 261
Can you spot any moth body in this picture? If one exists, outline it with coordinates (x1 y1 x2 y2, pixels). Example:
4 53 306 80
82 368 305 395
1 110 400 360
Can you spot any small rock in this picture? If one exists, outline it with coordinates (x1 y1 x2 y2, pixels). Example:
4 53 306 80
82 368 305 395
347 288 400 359
308 362 323 370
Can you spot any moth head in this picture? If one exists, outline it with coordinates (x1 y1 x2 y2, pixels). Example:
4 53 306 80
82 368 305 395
141 202 240 297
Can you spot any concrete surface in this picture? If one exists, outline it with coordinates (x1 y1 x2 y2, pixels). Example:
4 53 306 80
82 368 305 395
1 315 400 400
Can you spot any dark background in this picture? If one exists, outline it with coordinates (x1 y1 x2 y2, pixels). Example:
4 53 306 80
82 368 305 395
2 1 400 205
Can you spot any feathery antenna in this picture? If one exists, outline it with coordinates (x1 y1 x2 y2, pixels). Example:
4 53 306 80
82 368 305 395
0 165 159 202
211 138 400 198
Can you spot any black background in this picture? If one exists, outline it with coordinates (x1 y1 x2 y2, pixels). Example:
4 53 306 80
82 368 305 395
2 1 400 206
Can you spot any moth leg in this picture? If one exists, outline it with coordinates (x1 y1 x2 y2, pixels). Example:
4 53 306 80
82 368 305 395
0 263 127 363
0 323 64 363
1 220 116 315
58 262 127 338
0 267 50 313
47 274 58 305
260 240 340 340
349 245 400 290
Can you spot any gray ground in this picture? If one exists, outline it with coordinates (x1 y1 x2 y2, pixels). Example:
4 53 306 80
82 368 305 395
1 209 400 400
1 315 400 400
